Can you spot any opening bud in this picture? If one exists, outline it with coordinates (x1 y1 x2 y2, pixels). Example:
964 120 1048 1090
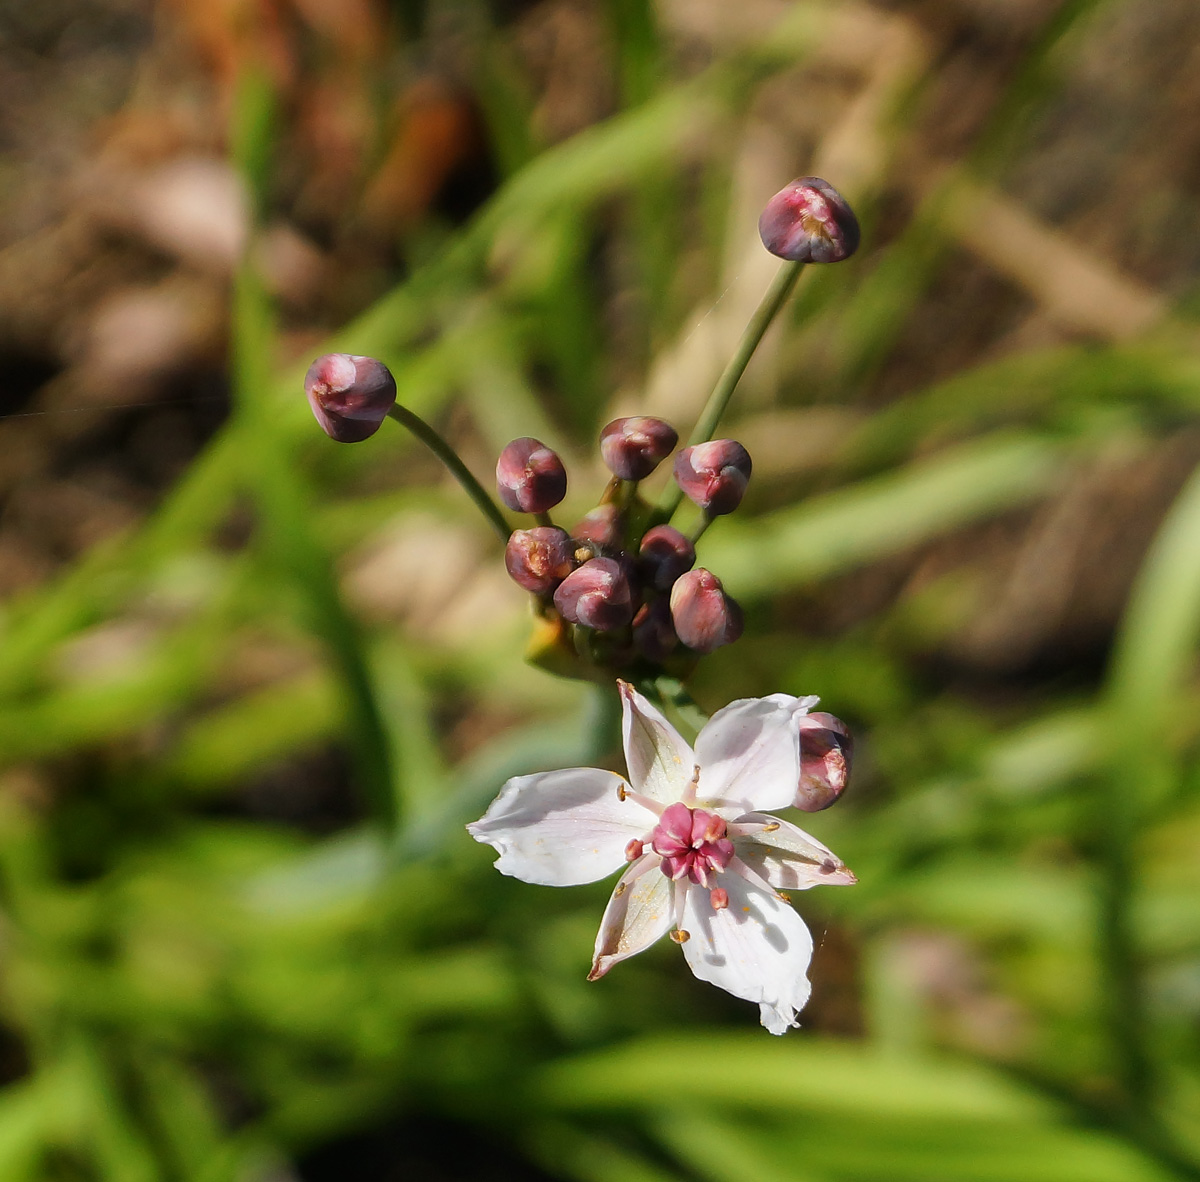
669 568 743 654
305 354 397 443
496 437 568 514
599 416 679 481
673 441 752 516
759 177 860 264
632 598 678 662
504 527 576 594
795 712 853 811
639 524 695 591
553 557 634 631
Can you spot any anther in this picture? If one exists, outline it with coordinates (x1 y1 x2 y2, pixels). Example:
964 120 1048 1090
710 888 729 911
670 929 691 944
624 839 644 862
614 882 627 897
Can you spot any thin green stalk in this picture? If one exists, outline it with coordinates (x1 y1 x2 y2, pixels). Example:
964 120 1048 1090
657 260 804 520
1097 459 1200 1136
386 404 511 544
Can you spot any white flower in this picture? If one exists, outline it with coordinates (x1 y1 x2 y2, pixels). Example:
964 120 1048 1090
467 681 856 1034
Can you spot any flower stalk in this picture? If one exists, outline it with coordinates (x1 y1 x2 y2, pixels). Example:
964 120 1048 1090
656 260 802 521
386 403 511 543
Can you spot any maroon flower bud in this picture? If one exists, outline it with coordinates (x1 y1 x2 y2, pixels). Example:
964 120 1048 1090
305 353 397 443
504 527 576 594
496 437 568 514
554 557 634 631
673 440 752 516
669 568 743 654
599 416 679 481
758 177 860 264
632 598 678 662
639 525 695 591
794 712 853 812
571 504 622 550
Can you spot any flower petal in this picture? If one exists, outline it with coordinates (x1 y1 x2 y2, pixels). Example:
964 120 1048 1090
679 873 814 1035
733 813 857 889
589 856 674 979
467 768 651 886
619 681 695 804
694 693 819 813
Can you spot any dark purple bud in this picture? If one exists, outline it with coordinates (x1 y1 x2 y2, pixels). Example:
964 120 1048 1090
553 557 634 631
673 440 752 516
504 527 576 594
599 416 679 481
571 504 622 550
794 712 853 811
496 437 568 514
669 569 743 654
639 524 695 591
758 177 860 264
633 598 678 662
305 353 397 443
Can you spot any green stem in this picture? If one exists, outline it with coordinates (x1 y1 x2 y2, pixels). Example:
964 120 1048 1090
657 260 804 520
641 674 709 742
386 404 511 544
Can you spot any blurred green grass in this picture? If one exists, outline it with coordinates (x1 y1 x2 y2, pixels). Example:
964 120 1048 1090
2 0 1200 1178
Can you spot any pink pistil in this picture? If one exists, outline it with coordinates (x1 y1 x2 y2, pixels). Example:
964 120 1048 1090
650 802 734 888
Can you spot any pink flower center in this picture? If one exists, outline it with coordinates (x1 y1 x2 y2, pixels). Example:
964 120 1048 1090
650 802 734 888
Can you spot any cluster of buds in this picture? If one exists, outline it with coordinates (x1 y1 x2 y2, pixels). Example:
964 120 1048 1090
501 418 753 675
304 175 861 808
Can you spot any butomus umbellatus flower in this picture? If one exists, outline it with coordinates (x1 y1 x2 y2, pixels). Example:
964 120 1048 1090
467 682 855 1033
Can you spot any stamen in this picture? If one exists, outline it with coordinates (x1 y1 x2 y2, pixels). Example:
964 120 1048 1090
617 786 666 817
729 854 789 902
613 851 662 898
673 880 689 932
624 838 644 862
710 887 729 911
681 764 701 805
670 929 691 944
727 819 781 837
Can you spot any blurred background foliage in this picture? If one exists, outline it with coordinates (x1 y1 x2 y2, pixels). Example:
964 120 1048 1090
1 0 1200 1177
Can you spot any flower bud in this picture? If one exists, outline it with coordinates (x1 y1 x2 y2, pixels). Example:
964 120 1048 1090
758 177 860 264
599 416 679 481
639 525 695 591
632 598 678 662
673 440 752 516
305 353 397 443
496 437 568 514
554 557 634 631
504 527 576 594
794 712 853 812
571 504 622 550
669 569 743 653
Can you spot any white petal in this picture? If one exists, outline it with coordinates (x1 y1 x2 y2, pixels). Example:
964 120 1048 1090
694 694 819 813
619 681 695 804
589 856 674 979
679 874 814 1035
734 813 857 890
467 767 651 886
